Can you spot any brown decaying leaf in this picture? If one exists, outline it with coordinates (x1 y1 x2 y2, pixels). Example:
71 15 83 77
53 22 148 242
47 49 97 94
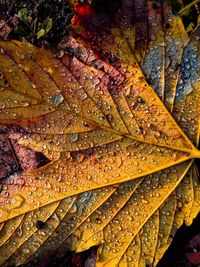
0 0 200 266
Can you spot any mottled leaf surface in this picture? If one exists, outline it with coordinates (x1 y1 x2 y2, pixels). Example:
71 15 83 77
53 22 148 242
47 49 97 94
0 0 200 266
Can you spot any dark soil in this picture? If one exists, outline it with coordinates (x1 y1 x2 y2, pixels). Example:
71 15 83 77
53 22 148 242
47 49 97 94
0 0 73 46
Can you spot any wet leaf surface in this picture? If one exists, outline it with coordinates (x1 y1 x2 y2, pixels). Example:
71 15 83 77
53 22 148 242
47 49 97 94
0 0 200 266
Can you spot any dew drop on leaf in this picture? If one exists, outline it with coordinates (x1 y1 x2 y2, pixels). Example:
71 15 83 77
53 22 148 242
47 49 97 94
69 204 78 214
51 94 64 106
11 194 25 209
68 133 79 142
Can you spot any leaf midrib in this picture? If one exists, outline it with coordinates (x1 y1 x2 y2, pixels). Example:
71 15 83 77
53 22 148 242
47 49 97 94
1 80 200 157
1 42 200 158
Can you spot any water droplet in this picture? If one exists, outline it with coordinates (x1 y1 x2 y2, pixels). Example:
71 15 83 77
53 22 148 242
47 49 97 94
11 194 25 209
141 199 149 204
69 204 77 214
16 226 23 237
52 212 61 223
0 103 5 108
21 102 29 107
68 133 79 142
95 218 102 224
106 114 113 122
76 154 85 163
45 181 52 189
23 248 30 254
185 63 191 70
51 94 64 106
16 51 25 59
80 92 88 101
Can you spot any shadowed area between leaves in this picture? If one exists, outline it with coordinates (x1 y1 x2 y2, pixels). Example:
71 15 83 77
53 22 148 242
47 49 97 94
0 125 50 180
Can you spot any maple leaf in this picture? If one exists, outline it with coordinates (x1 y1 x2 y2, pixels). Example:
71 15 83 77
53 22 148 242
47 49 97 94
0 0 199 266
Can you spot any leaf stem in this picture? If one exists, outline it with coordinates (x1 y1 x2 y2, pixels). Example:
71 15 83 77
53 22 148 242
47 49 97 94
191 148 200 159
178 0 200 16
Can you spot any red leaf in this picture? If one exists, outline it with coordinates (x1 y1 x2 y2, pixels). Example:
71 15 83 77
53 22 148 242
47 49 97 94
186 251 200 265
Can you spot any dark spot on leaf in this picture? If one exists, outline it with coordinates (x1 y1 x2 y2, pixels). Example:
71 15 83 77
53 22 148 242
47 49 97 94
36 220 46 229
165 22 171 29
83 122 90 127
99 65 105 71
95 217 101 224
174 63 181 71
35 152 50 167
136 97 145 104
173 107 180 113
63 46 76 56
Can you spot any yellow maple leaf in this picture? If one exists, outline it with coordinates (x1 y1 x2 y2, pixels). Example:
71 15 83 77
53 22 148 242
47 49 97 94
0 1 199 266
